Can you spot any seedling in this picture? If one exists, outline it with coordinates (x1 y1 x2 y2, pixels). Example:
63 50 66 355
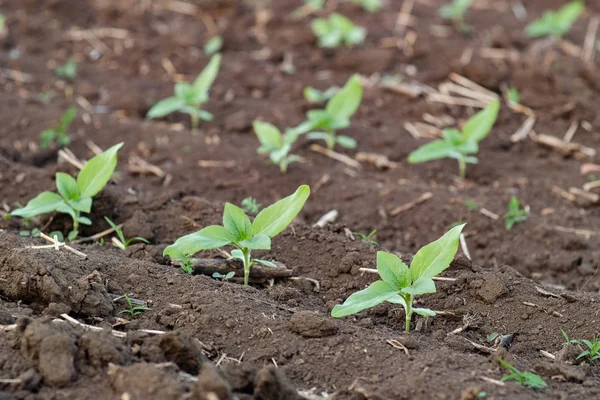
440 0 473 33
504 196 528 230
212 271 235 281
0 14 6 36
55 58 78 80
507 87 520 105
104 217 150 249
177 254 196 274
34 91 55 104
204 36 223 55
241 197 261 214
39 107 76 149
312 13 366 48
118 295 151 318
332 224 465 332
480 332 500 345
499 359 547 390
353 229 378 246
19 228 41 238
525 1 583 38
147 54 221 129
463 200 479 211
164 185 310 285
254 121 302 173
294 74 363 149
561 331 600 364
6 143 124 240
408 99 500 179
347 0 381 12
303 86 339 103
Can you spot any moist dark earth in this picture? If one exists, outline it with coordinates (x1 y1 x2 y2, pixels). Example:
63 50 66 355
2 0 600 399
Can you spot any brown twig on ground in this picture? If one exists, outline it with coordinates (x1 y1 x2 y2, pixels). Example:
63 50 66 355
128 155 166 178
30 232 88 258
582 17 600 63
191 258 293 281
530 131 595 157
551 225 600 238
58 148 85 170
387 339 410 355
563 121 579 143
198 160 237 168
72 224 121 244
355 152 398 169
310 144 361 169
510 115 536 143
313 210 339 228
389 192 433 216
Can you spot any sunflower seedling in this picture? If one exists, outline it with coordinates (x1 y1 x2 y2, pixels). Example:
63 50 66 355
212 271 235 281
304 86 339 103
6 143 124 241
353 229 378 246
204 36 223 55
104 217 150 249
504 196 528 230
525 1 583 38
241 197 261 214
440 0 473 33
408 99 500 179
312 13 366 48
164 185 310 285
55 58 78 80
294 74 363 149
147 54 221 129
118 295 151 318
499 359 547 390
332 224 465 332
254 121 302 173
39 107 76 149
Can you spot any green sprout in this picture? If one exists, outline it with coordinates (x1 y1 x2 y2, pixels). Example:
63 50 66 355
312 13 366 48
55 58 78 80
507 87 520 105
353 229 378 246
303 86 339 103
164 185 310 285
40 107 76 149
118 295 151 318
294 74 363 150
6 143 124 241
0 14 6 34
104 217 150 249
204 36 223 55
440 0 473 33
34 91 56 104
561 331 600 365
332 224 465 332
463 200 479 211
254 121 302 173
504 196 528 230
499 359 547 390
177 254 196 274
347 0 381 12
241 197 261 214
525 1 583 38
292 0 326 19
212 271 235 281
480 332 500 345
408 99 500 179
147 54 221 129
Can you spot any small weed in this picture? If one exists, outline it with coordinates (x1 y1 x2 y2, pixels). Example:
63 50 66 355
353 229 378 246
254 121 302 173
204 36 223 55
526 1 583 38
34 91 55 104
561 330 600 364
177 254 196 274
40 107 76 149
241 197 261 214
55 58 78 80
212 271 235 281
504 196 528 230
440 0 473 33
118 295 151 318
499 359 547 390
104 217 150 249
480 332 499 345
312 13 366 48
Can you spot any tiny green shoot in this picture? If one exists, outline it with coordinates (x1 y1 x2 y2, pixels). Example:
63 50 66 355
55 58 78 80
440 0 473 33
177 254 196 274
504 196 528 230
499 359 547 390
480 332 500 345
254 121 302 173
332 224 465 332
6 143 124 240
0 14 6 35
104 217 150 249
212 271 235 281
241 197 261 214
303 86 339 103
118 295 151 318
353 229 378 246
34 91 56 104
40 107 76 149
408 100 500 179
164 185 310 285
463 200 479 211
294 74 363 150
312 13 366 48
525 1 583 38
204 36 223 56
147 54 221 129
507 87 520 105
561 331 600 364
347 0 381 13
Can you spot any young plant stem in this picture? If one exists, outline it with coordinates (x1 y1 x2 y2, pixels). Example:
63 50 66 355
327 130 335 149
190 111 199 130
241 248 253 286
458 157 466 180
403 293 413 333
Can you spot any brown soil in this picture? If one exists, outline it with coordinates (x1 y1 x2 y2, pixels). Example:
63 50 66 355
1 0 600 399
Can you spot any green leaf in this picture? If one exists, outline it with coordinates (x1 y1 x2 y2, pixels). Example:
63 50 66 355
253 259 277 268
402 277 436 295
223 203 252 240
231 249 244 259
193 54 222 96
410 224 465 281
8 191 65 219
331 280 399 318
252 185 310 238
68 196 92 213
413 307 436 317
124 237 151 246
525 1 583 37
376 251 411 290
408 139 457 163
104 216 125 243
326 74 363 121
55 172 80 201
174 82 193 99
77 142 123 198
462 99 500 143
254 121 282 151
204 36 223 56
147 97 186 119
163 225 235 258
336 135 357 149
238 233 271 250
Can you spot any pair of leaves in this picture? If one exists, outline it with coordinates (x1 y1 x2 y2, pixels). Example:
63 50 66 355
331 224 465 318
163 185 310 259
40 107 76 149
504 196 528 230
312 13 366 48
253 121 302 171
408 99 499 164
525 1 583 38
499 359 547 390
147 54 221 120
